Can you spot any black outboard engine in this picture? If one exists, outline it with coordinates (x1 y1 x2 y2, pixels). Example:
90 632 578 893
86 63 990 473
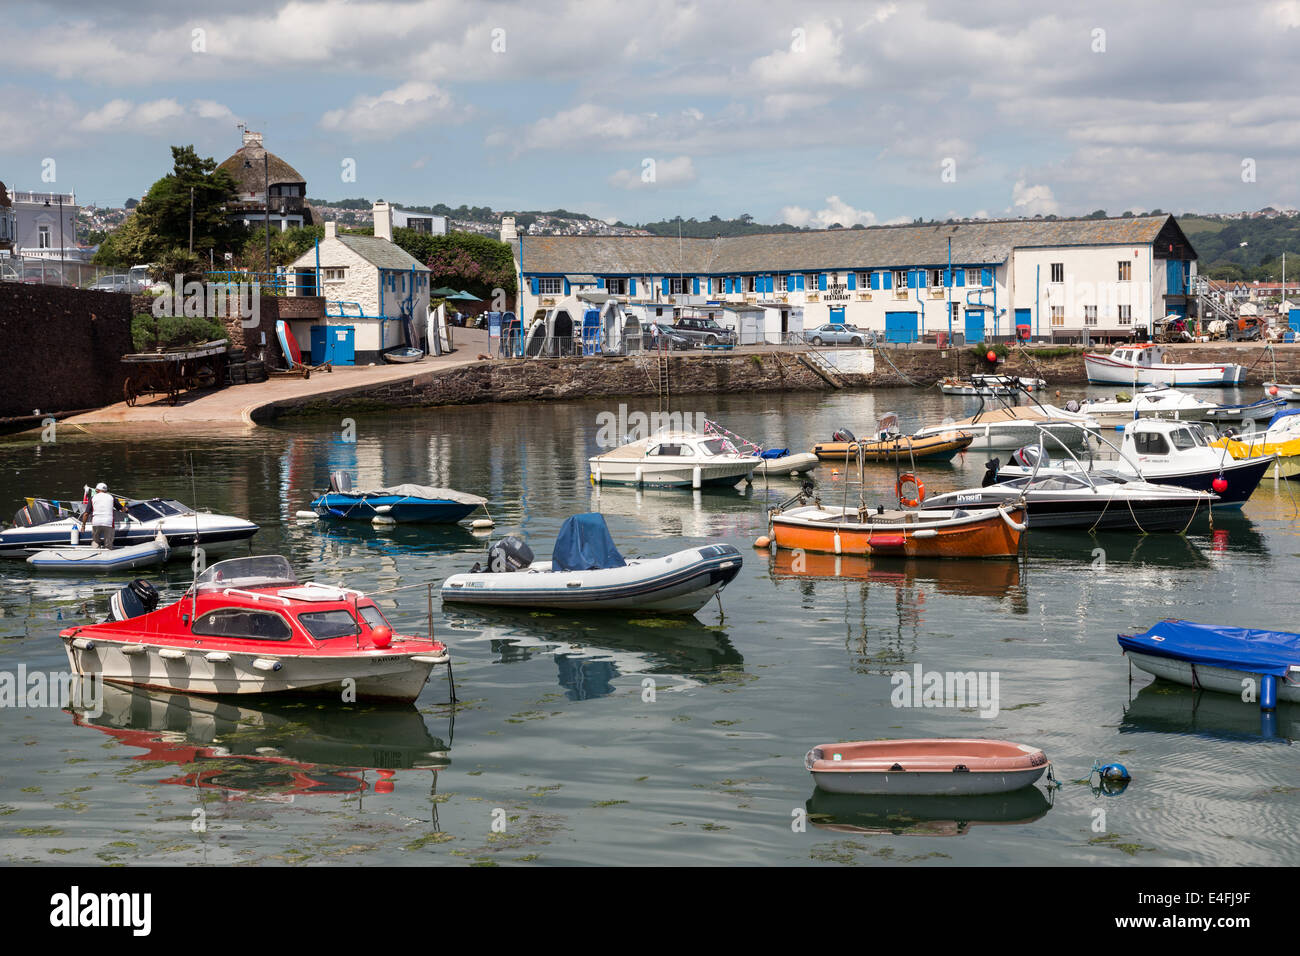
982 458 1001 487
487 535 534 573
110 579 160 622
1011 444 1048 469
832 428 856 443
329 471 353 493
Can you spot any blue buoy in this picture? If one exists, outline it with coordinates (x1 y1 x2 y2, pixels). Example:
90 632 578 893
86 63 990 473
1261 673 1277 711
1098 762 1130 781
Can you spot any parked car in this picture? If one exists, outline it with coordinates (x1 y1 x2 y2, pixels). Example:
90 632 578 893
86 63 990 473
670 316 738 347
89 274 137 293
642 322 691 350
802 323 875 347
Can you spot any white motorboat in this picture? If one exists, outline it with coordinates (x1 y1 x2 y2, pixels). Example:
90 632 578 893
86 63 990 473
1084 343 1245 386
441 513 742 613
0 495 258 558
912 404 1098 451
700 419 818 477
994 419 1273 508
589 429 760 488
1264 382 1300 404
1079 385 1218 429
27 533 170 572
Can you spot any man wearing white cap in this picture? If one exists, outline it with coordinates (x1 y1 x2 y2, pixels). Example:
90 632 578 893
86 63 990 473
81 482 118 549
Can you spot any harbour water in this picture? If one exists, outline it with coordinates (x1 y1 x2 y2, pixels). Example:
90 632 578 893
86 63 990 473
2 386 1298 866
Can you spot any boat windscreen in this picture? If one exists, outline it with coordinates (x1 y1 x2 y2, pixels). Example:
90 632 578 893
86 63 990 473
196 555 298 591
1169 428 1198 450
700 438 736 456
126 501 163 521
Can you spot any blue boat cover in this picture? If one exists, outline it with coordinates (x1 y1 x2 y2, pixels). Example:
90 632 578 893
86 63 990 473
759 448 790 459
1266 407 1300 429
552 513 626 571
1118 619 1300 676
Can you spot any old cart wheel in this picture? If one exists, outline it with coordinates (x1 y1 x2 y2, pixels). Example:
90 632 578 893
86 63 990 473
124 378 137 407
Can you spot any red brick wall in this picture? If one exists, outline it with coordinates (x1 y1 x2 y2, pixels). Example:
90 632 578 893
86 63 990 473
0 284 133 417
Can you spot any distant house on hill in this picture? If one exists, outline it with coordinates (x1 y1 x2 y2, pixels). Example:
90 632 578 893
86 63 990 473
0 181 14 253
217 130 314 231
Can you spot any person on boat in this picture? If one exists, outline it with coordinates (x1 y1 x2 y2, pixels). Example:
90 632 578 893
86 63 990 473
81 482 119 549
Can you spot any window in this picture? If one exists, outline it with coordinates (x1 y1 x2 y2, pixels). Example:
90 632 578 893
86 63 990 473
700 438 734 456
805 274 818 291
1118 260 1132 281
537 277 562 295
1118 305 1132 325
745 276 756 293
605 278 626 295
359 605 390 630
966 268 981 286
892 270 907 290
192 608 292 641
1084 306 1098 326
776 274 789 292
1050 262 1064 283
930 269 944 288
1050 305 1064 327
713 277 727 295
38 225 50 249
1169 428 1198 450
298 609 361 640
857 272 869 288
1134 432 1171 455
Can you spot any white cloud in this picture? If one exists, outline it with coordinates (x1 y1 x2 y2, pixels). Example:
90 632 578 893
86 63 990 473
780 196 877 228
1010 179 1060 216
78 97 216 132
319 82 460 138
608 155 696 190
512 104 650 152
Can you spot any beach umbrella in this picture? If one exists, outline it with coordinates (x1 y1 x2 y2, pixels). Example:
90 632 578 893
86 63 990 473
449 290 482 302
430 286 461 297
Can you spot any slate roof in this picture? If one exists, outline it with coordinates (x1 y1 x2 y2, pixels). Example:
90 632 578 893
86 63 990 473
518 215 1186 275
335 234 431 272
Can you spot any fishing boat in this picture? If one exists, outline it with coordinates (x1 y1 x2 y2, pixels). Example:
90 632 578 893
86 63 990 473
804 739 1051 795
770 502 1025 558
701 419 818 477
588 429 760 488
938 373 1046 397
441 513 742 613
1210 408 1300 479
58 555 451 702
911 404 1098 451
1084 343 1246 386
924 471 1217 531
1119 620 1300 708
813 421 973 463
27 533 170 573
309 472 488 523
994 420 1273 507
0 495 258 558
1079 385 1218 429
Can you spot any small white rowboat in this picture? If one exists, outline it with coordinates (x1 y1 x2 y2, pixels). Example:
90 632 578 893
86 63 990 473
805 738 1051 795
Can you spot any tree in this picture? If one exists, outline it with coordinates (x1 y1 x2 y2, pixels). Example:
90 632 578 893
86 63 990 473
394 230 516 298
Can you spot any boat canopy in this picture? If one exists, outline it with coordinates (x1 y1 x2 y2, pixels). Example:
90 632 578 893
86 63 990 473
551 513 626 572
196 555 299 591
336 483 487 505
1265 407 1300 430
1119 620 1300 677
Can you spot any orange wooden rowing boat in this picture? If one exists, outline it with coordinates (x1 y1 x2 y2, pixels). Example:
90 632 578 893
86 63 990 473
812 432 972 462
769 503 1025 559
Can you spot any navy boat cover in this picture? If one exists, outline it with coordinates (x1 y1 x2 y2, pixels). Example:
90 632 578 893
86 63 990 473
552 513 626 571
1266 407 1300 429
759 448 791 459
1118 619 1300 676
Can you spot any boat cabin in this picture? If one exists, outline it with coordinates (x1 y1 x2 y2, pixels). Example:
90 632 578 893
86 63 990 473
1105 344 1167 367
1121 419 1210 461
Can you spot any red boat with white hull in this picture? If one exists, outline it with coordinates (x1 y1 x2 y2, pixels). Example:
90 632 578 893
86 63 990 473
58 556 450 703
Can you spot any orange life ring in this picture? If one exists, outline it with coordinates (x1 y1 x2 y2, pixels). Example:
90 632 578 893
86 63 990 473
896 473 925 508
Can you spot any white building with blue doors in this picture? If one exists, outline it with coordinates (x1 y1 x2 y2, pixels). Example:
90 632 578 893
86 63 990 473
508 214 1197 345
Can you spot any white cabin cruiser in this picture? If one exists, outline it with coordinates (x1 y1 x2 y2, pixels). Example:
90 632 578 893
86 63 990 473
912 404 1098 451
589 429 760 488
1084 343 1245 387
1080 385 1219 429
0 496 258 558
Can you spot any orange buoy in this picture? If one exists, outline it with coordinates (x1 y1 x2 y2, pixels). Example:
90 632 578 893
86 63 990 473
986 350 997 362
896 472 925 508
1270 385 1280 396
754 535 771 549
371 625 393 649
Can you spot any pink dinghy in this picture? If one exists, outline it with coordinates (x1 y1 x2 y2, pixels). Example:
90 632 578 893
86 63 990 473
805 739 1050 796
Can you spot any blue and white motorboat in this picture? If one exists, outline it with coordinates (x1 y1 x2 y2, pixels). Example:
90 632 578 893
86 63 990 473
310 473 488 524
27 534 170 573
1119 620 1300 708
0 496 258 558
441 513 743 613
1203 395 1288 425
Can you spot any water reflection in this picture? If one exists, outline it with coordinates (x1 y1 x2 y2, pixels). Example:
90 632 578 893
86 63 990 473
1121 681 1299 744
444 610 743 700
68 684 452 808
590 483 758 540
806 786 1052 837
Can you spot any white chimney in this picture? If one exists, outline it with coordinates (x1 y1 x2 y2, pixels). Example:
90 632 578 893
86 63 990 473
500 216 517 242
324 220 337 239
242 130 263 149
373 200 393 242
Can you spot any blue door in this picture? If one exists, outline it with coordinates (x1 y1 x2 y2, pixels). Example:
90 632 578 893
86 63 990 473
1015 307 1032 337
1166 260 1187 295
311 324 355 365
828 306 845 326
965 309 985 344
884 311 918 344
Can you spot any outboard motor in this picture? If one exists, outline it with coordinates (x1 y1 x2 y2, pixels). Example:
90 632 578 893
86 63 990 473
328 471 353 493
487 535 535 573
109 579 160 622
12 499 59 528
982 458 1001 487
832 428 856 443
1011 444 1048 469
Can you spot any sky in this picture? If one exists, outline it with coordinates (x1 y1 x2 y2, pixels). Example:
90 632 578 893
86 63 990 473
3 0 1299 225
